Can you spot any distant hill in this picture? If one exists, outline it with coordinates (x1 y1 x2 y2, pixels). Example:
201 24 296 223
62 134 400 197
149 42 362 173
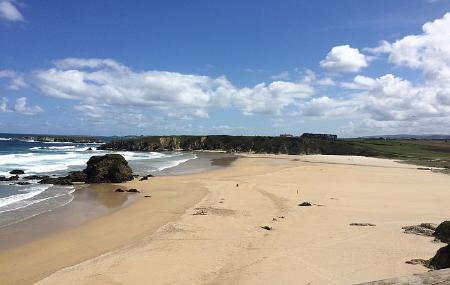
360 134 450 140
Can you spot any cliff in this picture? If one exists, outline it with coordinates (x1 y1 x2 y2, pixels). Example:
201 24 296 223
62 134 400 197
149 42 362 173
99 135 375 156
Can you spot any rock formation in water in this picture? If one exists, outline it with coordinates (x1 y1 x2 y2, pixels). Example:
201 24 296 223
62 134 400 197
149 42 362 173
83 154 134 183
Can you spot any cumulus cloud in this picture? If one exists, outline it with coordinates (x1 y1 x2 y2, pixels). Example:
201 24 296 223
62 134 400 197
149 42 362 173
0 0 24 22
320 45 368 72
13 97 43 115
35 58 315 118
0 96 43 115
371 13 450 85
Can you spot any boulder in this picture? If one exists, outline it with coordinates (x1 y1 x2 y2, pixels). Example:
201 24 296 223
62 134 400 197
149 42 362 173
23 175 50 180
428 244 450 270
115 188 125 192
139 174 154 181
9 169 25 175
83 154 133 183
68 171 87 182
0 175 19 181
16 181 31 186
434 221 450 243
298 202 312 206
126 188 140 193
38 177 73 185
402 223 437 237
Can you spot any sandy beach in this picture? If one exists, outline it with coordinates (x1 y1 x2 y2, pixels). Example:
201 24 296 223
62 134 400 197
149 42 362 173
1 154 449 284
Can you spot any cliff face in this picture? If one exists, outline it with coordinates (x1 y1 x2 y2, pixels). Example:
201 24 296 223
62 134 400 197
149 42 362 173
99 135 373 156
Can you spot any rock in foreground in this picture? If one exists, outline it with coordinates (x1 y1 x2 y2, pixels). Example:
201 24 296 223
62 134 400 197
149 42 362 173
428 244 450 270
434 221 450 243
402 223 437 237
83 154 133 183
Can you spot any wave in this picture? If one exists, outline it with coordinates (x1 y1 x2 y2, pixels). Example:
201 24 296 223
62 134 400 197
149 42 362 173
0 187 74 215
0 137 12 141
0 185 50 211
157 156 197 171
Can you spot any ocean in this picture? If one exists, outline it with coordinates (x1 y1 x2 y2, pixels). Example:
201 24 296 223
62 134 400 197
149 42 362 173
0 136 197 228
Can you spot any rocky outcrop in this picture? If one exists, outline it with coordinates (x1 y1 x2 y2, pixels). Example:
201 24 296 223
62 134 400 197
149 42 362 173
402 223 437 237
83 154 133 183
357 268 450 284
0 175 19 181
38 177 73 185
9 169 25 175
99 135 372 156
434 221 450 243
68 171 87 182
23 175 50 180
429 245 450 270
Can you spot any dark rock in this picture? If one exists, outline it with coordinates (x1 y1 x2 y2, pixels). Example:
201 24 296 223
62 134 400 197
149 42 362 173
38 177 73 185
126 188 140 193
115 188 125 192
9 169 25 175
350 223 376 227
16 181 32 185
298 202 312 206
261 226 272 231
434 221 450 243
428 244 450 270
405 258 428 266
402 223 437 237
144 195 151 198
86 147 93 151
139 174 154 181
23 175 50 180
83 154 133 183
193 208 207 215
68 171 87 182
0 175 19 181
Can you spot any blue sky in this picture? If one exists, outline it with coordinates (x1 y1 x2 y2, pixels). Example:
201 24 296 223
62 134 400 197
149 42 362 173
1 0 450 136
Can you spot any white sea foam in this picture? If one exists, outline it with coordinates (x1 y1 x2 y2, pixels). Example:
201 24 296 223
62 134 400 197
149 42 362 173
0 137 12 141
0 185 49 212
0 187 74 214
157 156 197 171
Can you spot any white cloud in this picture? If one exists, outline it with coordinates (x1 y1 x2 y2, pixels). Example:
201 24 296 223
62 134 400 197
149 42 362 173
14 97 43 115
271 70 290 80
35 58 315 118
316 77 336 86
320 45 368 72
0 0 24 22
0 69 27 90
0 97 7 112
0 96 43 115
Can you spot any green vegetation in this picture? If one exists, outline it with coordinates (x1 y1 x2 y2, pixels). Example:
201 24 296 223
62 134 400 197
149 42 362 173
101 135 450 171
345 139 450 170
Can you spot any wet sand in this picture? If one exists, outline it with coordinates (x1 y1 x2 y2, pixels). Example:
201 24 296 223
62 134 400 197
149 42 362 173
0 184 134 251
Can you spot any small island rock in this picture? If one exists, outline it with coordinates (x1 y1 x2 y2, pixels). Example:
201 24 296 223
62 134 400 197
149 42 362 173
83 154 133 183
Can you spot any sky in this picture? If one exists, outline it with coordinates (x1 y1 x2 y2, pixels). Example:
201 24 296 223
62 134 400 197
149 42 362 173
1 0 450 137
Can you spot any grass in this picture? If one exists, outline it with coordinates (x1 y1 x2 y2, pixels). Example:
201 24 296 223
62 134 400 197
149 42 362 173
344 139 450 170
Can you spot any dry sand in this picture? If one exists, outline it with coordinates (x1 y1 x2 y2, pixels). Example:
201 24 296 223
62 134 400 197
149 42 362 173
2 154 450 285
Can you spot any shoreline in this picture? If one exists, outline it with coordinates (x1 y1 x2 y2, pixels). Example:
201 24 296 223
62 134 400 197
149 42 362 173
0 152 237 285
1 154 450 284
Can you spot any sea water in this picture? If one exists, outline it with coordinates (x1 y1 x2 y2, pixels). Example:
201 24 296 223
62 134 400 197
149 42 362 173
0 136 196 227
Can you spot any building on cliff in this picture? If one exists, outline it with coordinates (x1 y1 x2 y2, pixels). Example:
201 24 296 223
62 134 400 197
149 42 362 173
300 133 338 141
